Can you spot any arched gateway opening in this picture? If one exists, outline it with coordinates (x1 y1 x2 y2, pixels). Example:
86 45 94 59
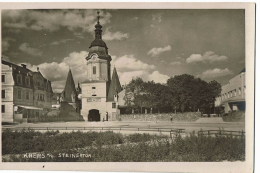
88 109 100 121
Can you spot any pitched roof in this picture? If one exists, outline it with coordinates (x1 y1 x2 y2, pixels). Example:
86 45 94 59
62 69 76 102
107 68 122 101
2 59 53 92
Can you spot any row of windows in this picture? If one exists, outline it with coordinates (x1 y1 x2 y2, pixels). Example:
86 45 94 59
16 75 31 86
17 90 30 100
37 94 45 101
220 86 245 101
2 89 48 101
1 90 29 100
3 74 50 91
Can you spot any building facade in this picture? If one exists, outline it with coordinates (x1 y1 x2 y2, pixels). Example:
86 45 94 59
1 60 53 123
215 69 245 113
81 12 124 121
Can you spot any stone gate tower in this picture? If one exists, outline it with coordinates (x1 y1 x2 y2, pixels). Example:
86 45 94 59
81 11 122 121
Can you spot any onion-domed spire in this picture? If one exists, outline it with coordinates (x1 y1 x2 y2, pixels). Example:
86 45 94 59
94 11 102 39
89 10 107 49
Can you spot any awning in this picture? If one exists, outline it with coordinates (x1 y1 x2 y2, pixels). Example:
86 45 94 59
17 105 43 110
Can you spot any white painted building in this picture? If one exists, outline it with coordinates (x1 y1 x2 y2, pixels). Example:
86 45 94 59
80 12 123 121
1 62 15 122
215 69 245 113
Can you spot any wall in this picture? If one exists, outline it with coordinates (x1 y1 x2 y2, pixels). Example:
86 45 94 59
120 112 201 122
1 63 14 122
87 58 108 81
81 82 107 121
13 86 34 106
215 72 245 111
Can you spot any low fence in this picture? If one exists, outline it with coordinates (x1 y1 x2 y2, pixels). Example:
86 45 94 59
2 126 245 139
2 126 182 133
198 130 245 138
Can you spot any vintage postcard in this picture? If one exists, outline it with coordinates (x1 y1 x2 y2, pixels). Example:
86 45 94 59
0 2 255 173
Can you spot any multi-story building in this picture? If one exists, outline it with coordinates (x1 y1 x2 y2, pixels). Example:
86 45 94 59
1 60 53 123
215 69 245 113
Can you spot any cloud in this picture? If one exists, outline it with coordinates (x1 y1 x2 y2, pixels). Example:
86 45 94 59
19 43 42 56
147 45 172 57
2 40 10 52
198 68 233 79
113 55 155 72
2 38 15 52
147 71 169 83
23 51 88 92
23 52 168 92
170 61 182 65
50 39 74 46
103 28 129 41
117 70 169 84
186 51 228 63
112 54 169 84
2 10 111 34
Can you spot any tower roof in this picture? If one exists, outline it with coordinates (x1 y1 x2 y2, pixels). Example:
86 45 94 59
107 68 122 101
62 69 77 102
89 11 108 49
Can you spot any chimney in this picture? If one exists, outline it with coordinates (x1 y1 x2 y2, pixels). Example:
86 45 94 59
21 64 27 68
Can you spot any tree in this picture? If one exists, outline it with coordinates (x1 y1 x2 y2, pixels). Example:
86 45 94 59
125 74 221 114
167 74 195 112
167 74 221 113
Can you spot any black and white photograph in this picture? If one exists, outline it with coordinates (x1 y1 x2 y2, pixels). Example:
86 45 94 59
0 2 255 173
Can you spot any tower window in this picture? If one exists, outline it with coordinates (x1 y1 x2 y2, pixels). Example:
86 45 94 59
92 87 96 89
93 66 96 75
112 102 116 108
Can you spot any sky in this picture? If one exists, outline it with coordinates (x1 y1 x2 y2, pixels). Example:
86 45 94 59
1 9 245 93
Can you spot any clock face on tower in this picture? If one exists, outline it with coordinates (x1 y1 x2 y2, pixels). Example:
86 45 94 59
90 53 98 60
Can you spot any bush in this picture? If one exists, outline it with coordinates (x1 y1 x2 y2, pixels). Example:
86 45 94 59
2 130 245 162
222 111 245 122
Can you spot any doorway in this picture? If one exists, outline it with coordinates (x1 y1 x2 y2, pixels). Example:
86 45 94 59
88 109 100 121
